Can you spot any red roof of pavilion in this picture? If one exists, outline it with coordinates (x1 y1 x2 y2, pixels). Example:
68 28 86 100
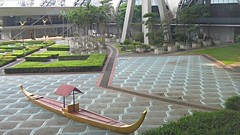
54 84 83 97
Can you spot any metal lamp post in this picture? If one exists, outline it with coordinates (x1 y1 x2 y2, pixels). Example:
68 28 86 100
19 21 26 46
42 19 48 42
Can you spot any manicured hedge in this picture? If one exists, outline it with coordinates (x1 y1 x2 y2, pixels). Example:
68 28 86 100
5 54 107 74
0 49 13 53
25 55 51 62
0 41 16 45
25 40 44 45
0 56 17 67
31 53 59 59
1 56 17 60
142 110 240 135
47 44 70 51
0 45 24 50
43 40 55 46
4 66 103 73
12 48 40 58
225 96 240 111
58 55 89 61
42 51 68 56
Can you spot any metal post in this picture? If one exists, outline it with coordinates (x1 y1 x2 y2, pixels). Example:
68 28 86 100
62 16 64 37
72 91 76 112
19 21 26 46
42 19 48 42
63 97 65 108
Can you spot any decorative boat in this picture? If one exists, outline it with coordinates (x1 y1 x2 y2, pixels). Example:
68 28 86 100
20 84 147 134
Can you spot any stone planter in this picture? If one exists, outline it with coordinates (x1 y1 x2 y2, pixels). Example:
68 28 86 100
179 44 185 50
105 38 111 43
214 40 221 46
116 38 120 43
185 45 192 50
154 47 165 54
167 46 177 52
136 47 146 53
203 40 212 47
192 43 201 49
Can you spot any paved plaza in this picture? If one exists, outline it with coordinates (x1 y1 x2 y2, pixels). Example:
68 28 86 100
111 55 240 108
0 55 239 135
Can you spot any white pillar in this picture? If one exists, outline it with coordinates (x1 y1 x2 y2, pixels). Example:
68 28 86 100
121 0 167 44
142 0 152 45
120 0 135 43
155 0 167 21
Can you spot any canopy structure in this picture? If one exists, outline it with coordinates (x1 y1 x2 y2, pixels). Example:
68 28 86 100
54 84 83 108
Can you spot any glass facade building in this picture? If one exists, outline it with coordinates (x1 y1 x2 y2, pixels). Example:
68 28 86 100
177 0 240 43
211 0 238 3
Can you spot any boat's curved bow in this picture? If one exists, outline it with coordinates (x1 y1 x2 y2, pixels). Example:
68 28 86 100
20 85 147 134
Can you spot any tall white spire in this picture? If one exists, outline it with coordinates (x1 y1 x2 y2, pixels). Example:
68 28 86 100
120 0 168 44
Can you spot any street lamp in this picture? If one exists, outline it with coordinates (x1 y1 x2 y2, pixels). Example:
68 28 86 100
42 19 48 42
19 21 26 46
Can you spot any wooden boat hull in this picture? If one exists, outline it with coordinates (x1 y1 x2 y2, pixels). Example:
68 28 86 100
20 85 147 134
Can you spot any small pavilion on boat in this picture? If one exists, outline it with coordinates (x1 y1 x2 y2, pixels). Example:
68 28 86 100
54 84 83 110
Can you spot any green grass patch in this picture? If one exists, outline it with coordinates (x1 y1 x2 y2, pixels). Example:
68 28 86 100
182 44 240 65
143 110 240 135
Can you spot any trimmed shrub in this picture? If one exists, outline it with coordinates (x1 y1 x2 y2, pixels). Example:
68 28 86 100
143 110 240 135
123 39 131 45
0 41 16 45
133 32 144 43
0 56 17 67
25 56 51 62
4 66 103 74
31 53 59 59
47 44 69 51
236 35 240 44
58 55 89 61
0 45 24 50
4 54 107 74
225 96 240 111
12 48 40 58
1 56 17 60
25 40 44 45
43 40 55 46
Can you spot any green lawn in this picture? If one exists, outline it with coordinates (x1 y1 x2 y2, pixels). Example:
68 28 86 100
182 44 240 65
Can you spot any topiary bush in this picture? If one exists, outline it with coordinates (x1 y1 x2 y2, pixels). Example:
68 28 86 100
225 96 240 111
25 56 51 62
123 39 131 45
236 35 240 44
142 110 240 135
47 44 70 51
